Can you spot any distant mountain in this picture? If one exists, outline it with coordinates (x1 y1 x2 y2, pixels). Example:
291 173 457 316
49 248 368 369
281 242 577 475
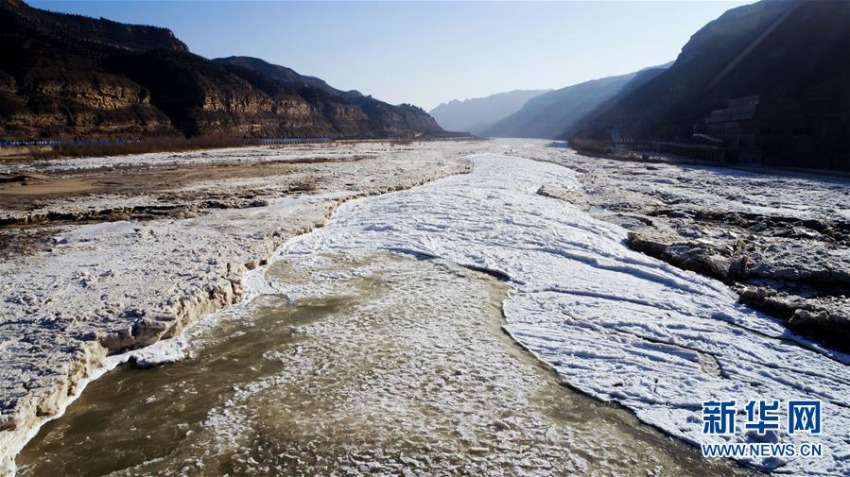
574 0 850 170
429 90 550 135
0 0 445 140
481 70 661 139
560 65 669 138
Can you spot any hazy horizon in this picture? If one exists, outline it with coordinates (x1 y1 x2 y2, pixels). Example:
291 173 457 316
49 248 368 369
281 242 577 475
29 0 752 110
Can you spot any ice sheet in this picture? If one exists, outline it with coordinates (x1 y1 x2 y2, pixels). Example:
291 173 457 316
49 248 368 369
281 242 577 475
278 153 850 476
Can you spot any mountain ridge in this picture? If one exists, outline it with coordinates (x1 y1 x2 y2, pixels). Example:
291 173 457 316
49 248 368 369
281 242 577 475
482 70 647 139
572 0 850 170
212 56 363 100
429 89 551 135
0 0 445 141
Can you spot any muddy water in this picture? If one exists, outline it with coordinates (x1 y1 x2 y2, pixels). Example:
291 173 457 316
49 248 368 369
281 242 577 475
18 253 750 476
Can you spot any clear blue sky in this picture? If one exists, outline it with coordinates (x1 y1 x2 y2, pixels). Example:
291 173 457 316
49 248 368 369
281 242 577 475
29 1 751 110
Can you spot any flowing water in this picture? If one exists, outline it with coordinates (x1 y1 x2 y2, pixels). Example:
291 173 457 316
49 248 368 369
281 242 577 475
17 252 748 476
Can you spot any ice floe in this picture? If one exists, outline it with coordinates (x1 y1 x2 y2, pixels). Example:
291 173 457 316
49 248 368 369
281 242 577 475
278 153 850 476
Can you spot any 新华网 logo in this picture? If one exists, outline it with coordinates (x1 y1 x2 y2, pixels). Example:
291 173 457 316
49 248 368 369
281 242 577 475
700 399 824 459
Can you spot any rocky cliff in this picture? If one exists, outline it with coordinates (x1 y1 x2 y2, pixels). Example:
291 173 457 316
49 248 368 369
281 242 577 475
574 0 850 170
0 0 445 140
213 56 445 138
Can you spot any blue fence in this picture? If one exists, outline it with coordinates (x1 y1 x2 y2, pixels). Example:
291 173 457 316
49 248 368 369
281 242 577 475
0 138 333 148
243 138 334 145
0 139 140 148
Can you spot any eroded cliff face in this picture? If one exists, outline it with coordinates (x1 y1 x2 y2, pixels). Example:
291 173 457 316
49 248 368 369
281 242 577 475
1 69 176 139
0 0 445 141
575 0 850 170
213 57 445 139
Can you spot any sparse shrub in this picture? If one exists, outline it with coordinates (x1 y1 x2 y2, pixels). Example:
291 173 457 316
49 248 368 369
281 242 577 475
28 135 247 159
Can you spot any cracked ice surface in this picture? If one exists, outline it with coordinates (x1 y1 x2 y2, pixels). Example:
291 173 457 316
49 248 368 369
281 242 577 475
284 154 850 476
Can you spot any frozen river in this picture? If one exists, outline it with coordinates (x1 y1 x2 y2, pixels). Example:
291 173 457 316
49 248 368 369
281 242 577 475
15 150 849 475
275 154 850 475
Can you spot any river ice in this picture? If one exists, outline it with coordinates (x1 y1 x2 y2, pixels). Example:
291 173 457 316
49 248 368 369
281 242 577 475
279 153 850 476
0 141 474 476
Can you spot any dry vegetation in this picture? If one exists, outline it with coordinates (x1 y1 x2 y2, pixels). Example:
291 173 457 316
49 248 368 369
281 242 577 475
24 135 249 160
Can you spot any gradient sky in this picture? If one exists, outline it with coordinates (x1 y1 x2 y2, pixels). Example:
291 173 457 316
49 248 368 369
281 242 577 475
29 1 752 110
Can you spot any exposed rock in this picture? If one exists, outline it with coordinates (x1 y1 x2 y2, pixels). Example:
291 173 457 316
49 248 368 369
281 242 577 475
100 328 136 352
788 309 850 344
627 229 745 283
519 141 850 352
574 0 850 170
0 0 448 141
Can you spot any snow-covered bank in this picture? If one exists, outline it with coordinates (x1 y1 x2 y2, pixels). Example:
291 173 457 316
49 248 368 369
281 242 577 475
18 250 742 476
0 144 368 174
281 153 850 475
0 142 475 476
522 142 850 352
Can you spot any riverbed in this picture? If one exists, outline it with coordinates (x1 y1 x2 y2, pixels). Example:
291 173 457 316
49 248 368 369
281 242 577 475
5 142 849 475
18 250 742 476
